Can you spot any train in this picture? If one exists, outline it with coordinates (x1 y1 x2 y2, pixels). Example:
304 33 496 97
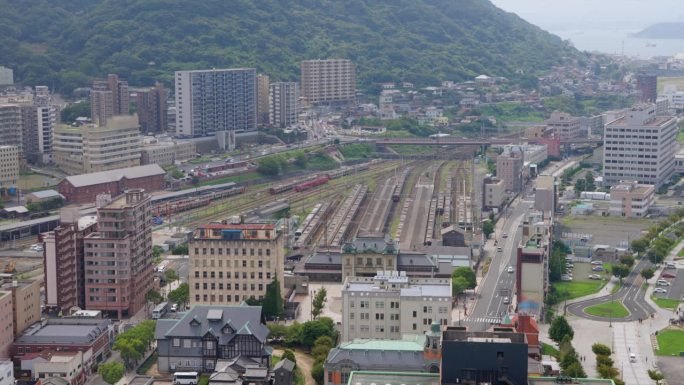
269 163 373 195
152 186 246 216
294 175 330 192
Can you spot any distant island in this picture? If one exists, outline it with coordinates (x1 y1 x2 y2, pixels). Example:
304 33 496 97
633 22 684 39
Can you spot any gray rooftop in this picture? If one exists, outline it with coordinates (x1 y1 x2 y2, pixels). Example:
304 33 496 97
63 164 166 188
273 358 295 372
325 347 427 372
29 190 64 199
16 318 111 345
155 305 268 343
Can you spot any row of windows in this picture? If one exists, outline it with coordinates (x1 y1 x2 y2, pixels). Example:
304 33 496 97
194 271 272 280
195 282 264 291
195 294 262 303
194 248 272 257
194 259 271 269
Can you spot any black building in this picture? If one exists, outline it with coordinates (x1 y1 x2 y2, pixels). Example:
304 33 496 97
441 328 528 385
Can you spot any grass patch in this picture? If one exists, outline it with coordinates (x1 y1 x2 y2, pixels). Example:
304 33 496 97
584 300 630 318
136 351 158 375
198 374 209 385
652 296 681 310
338 143 375 159
198 172 261 186
552 280 607 300
678 128 684 143
542 342 560 359
388 145 434 155
611 280 622 294
656 329 684 356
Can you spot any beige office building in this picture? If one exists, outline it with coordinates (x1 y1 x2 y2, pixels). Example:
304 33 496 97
546 111 581 140
53 116 141 175
189 222 284 306
496 148 524 192
301 59 356 105
609 180 655 218
0 291 13 359
140 139 196 166
0 146 19 191
341 272 451 342
1 279 41 338
482 176 504 210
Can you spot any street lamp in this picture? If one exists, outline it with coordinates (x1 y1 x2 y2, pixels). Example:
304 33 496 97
609 292 614 328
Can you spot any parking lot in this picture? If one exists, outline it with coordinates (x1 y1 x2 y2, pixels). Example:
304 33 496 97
657 268 684 301
556 216 653 248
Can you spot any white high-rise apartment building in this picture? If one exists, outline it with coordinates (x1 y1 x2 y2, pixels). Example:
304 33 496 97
0 66 13 85
175 68 257 137
300 59 355 105
341 271 451 342
269 82 298 128
603 104 677 188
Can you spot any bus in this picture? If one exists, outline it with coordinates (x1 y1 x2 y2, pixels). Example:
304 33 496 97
152 302 169 319
173 372 199 385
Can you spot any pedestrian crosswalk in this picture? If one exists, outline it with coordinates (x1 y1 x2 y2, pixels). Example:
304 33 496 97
465 316 502 324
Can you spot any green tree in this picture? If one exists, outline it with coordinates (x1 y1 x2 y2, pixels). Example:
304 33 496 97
591 343 611 356
61 101 91 123
482 221 494 239
641 268 655 280
558 335 573 358
258 157 282 176
311 288 327 319
168 283 189 309
164 269 179 283
574 178 587 193
98 362 124 385
300 318 334 348
585 173 596 191
648 370 664 384
294 153 307 168
113 338 143 369
267 323 288 339
611 264 630 282
452 276 469 297
263 276 284 319
549 315 574 344
451 267 476 289
171 244 188 255
282 349 297 367
597 365 619 379
563 361 587 378
152 245 164 260
311 361 325 385
619 255 635 268
146 289 163 305
560 347 579 370
596 354 614 367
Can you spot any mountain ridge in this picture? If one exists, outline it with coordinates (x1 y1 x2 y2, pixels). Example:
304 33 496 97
633 22 684 39
0 0 578 93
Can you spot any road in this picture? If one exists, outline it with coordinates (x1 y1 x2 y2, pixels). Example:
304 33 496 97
567 258 654 322
465 199 531 330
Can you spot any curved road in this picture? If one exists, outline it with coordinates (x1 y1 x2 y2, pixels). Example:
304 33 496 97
567 258 654 322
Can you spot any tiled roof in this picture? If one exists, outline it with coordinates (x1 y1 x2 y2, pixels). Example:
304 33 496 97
63 164 165 188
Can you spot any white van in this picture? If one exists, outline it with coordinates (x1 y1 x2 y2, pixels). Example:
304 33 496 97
629 353 636 363
657 279 670 286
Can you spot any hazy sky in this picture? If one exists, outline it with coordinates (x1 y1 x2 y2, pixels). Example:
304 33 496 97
490 0 684 31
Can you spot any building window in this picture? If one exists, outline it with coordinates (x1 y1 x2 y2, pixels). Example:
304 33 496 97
202 248 207 255
173 338 180 347
210 272 215 278
258 260 263 268
195 271 199 278
203 271 207 278
413 311 417 317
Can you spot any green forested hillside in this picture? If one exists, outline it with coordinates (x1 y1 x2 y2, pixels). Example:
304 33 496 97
0 0 577 93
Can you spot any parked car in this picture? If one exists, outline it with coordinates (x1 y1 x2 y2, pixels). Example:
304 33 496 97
588 274 602 280
502 233 508 238
497 247 503 252
654 288 668 294
592 266 604 272
662 272 676 279
503 296 510 304
657 279 671 286
591 260 603 265
561 275 573 281
666 262 676 269
507 266 514 273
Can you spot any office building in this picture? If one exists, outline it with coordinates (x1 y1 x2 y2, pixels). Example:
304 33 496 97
636 73 658 103
155 305 270 372
84 190 154 318
534 174 557 214
188 221 285 306
496 147 524 192
341 272 451 342
441 328 529 385
28 351 85 385
546 111 581 140
175 68 257 137
603 104 677 187
18 86 58 164
269 82 298 128
140 138 196 166
91 74 129 126
53 116 141 175
516 211 552 316
13 318 112 368
57 164 165 204
256 74 270 126
43 208 98 313
300 59 356 105
0 360 13 385
0 104 23 152
0 67 12 85
0 146 19 192
137 83 168 134
0 292 12 359
609 180 655 218
2 279 42 339
482 176 504 211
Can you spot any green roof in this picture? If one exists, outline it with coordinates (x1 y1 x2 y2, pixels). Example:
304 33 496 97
348 371 439 385
339 335 425 351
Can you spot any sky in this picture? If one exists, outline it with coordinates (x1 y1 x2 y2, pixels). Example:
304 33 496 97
490 0 684 32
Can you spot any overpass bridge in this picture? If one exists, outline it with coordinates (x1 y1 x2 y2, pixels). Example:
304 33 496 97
371 137 603 146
